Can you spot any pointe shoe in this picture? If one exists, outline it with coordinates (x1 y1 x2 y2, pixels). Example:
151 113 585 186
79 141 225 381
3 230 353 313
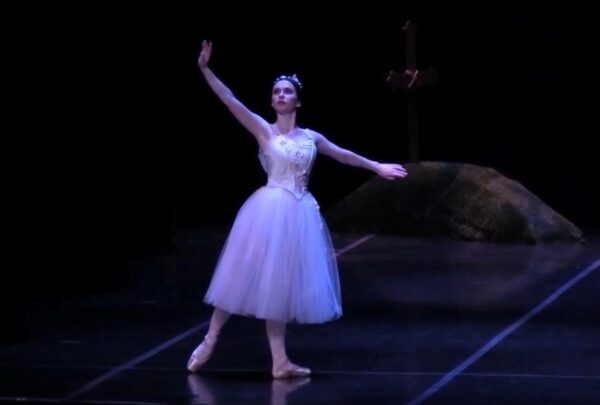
187 339 215 373
272 361 311 379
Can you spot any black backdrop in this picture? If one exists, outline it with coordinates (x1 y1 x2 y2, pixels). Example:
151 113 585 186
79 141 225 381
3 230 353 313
9 1 599 295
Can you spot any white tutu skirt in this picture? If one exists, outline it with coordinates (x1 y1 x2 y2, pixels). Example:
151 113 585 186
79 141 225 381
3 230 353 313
204 186 342 324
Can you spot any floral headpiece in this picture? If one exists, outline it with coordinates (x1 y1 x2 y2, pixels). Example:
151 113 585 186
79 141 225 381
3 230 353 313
273 73 303 90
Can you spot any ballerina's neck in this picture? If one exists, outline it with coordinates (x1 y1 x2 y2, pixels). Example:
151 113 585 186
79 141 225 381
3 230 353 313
274 122 299 135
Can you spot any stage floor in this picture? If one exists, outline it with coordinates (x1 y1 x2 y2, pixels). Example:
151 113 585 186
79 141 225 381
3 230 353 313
2 228 599 404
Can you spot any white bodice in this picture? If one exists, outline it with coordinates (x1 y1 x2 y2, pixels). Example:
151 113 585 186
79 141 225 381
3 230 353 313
258 129 317 199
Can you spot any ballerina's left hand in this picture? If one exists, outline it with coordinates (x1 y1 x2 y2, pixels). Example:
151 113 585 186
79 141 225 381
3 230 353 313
376 163 408 180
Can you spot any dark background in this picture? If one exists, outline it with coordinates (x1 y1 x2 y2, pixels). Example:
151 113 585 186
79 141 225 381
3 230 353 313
8 1 599 296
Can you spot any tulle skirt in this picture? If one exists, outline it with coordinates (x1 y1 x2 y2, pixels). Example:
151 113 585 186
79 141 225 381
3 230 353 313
204 186 342 324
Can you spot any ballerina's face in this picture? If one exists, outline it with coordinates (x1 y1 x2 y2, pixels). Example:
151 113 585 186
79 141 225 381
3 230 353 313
272 80 301 113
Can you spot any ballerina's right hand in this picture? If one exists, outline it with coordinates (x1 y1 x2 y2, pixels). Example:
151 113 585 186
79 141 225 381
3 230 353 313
198 40 212 69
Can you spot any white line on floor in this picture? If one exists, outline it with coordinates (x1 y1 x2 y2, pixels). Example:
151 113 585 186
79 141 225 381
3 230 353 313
61 321 208 401
407 258 600 405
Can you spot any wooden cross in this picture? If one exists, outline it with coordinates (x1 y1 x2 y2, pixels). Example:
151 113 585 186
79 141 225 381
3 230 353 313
387 21 437 162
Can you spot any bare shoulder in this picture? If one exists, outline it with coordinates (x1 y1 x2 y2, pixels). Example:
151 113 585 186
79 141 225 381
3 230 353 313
257 122 276 142
305 128 326 143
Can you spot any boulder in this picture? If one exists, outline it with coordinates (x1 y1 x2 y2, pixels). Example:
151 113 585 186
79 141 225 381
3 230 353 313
324 162 584 243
